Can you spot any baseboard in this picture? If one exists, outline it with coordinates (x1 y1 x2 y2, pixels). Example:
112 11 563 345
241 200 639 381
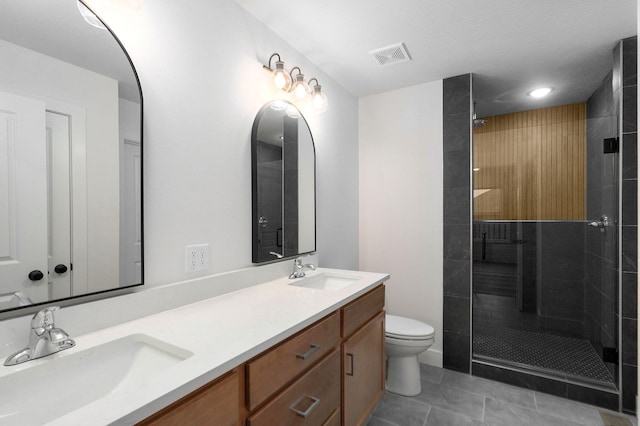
419 348 443 368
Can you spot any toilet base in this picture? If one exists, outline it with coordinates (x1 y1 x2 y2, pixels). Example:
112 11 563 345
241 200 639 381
385 354 421 397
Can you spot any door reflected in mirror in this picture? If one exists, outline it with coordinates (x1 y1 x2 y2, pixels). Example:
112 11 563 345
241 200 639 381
252 101 316 263
0 0 143 312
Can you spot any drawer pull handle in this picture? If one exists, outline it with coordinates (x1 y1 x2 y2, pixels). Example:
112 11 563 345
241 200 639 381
289 394 321 418
346 352 354 376
295 344 320 360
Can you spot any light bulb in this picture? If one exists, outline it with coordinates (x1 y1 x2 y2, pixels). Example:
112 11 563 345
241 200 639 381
294 82 309 98
272 61 292 91
274 72 287 89
311 84 328 113
291 74 310 99
528 87 553 98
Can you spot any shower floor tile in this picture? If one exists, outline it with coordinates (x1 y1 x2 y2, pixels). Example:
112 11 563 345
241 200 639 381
473 325 616 386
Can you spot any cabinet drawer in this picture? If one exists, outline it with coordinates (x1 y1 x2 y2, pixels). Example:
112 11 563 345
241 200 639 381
342 285 384 338
246 311 340 411
247 349 341 426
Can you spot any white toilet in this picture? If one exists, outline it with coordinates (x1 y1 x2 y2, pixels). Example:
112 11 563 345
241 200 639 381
385 314 435 396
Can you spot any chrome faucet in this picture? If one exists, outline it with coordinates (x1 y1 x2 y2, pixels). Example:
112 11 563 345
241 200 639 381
4 306 75 366
289 256 315 279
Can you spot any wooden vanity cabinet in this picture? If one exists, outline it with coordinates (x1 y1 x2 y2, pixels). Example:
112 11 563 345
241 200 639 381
137 368 243 426
138 285 385 426
341 286 385 426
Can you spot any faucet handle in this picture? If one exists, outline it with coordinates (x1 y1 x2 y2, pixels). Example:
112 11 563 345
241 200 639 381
30 306 60 333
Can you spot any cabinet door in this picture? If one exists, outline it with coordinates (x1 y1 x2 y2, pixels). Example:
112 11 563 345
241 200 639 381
343 312 385 426
138 370 241 426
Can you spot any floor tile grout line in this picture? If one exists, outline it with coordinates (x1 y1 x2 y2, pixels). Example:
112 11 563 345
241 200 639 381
481 395 487 423
421 405 432 426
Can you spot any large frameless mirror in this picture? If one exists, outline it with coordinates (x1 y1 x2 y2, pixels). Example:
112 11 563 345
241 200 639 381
0 0 143 313
251 100 316 263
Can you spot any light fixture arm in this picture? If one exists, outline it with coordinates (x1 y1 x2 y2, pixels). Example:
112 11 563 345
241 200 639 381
290 66 302 79
263 53 282 71
308 78 319 87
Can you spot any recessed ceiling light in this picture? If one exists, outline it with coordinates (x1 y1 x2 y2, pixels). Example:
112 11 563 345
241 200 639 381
528 87 553 98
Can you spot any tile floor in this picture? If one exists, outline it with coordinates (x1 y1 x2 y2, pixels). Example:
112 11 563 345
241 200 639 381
369 364 638 426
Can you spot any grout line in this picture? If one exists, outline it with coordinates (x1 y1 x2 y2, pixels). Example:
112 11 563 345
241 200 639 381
481 395 486 423
422 405 432 426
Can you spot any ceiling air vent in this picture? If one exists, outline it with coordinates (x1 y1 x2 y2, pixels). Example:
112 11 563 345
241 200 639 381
369 43 411 67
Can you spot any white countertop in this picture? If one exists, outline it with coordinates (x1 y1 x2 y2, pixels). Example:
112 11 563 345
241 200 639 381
0 268 388 425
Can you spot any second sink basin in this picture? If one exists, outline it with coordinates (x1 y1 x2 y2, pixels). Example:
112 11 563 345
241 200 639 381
290 272 361 291
0 333 192 425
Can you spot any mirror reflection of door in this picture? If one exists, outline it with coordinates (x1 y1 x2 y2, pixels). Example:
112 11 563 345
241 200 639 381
120 139 142 286
46 111 72 300
0 91 47 308
0 91 91 309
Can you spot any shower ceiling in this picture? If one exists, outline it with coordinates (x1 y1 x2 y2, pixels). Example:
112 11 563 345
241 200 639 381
234 0 636 117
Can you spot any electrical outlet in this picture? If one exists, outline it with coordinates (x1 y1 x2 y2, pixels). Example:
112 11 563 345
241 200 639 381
185 244 210 272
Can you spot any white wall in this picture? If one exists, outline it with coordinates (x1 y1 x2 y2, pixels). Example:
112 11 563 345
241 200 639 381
359 80 444 366
85 0 360 286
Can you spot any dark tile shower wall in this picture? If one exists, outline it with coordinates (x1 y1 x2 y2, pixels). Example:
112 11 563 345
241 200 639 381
283 116 299 256
538 222 587 338
619 36 637 414
443 74 472 373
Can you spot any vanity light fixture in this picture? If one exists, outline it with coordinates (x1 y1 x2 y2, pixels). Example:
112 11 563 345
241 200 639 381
76 1 106 29
527 87 553 98
290 67 311 99
309 78 328 113
263 53 292 91
262 53 328 112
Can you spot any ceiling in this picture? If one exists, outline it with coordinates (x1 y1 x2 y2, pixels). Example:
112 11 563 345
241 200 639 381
0 0 140 102
234 0 637 117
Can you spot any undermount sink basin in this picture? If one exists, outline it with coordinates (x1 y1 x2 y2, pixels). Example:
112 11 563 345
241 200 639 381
290 272 362 291
0 334 192 425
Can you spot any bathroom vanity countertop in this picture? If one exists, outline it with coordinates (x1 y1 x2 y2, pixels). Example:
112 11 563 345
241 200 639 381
1 268 388 425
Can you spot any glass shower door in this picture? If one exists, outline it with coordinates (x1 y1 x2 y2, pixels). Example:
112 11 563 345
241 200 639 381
471 104 619 390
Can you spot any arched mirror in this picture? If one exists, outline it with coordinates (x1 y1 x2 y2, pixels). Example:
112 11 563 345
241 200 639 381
252 100 315 263
0 0 143 312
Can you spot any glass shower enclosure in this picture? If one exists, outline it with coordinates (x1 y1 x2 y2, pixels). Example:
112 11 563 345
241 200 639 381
471 100 620 391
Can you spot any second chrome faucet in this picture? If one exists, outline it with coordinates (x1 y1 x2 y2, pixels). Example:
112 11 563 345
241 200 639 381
289 256 315 279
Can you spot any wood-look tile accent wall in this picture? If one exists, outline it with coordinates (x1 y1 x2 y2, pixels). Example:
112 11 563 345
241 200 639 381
473 103 586 220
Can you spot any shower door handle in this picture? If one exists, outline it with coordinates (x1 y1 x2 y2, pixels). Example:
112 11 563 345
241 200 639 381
588 215 609 232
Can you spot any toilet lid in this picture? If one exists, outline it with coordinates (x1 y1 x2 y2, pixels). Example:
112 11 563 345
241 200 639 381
386 314 434 339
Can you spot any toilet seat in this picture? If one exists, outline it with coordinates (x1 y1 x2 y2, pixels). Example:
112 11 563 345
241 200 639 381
386 314 434 340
